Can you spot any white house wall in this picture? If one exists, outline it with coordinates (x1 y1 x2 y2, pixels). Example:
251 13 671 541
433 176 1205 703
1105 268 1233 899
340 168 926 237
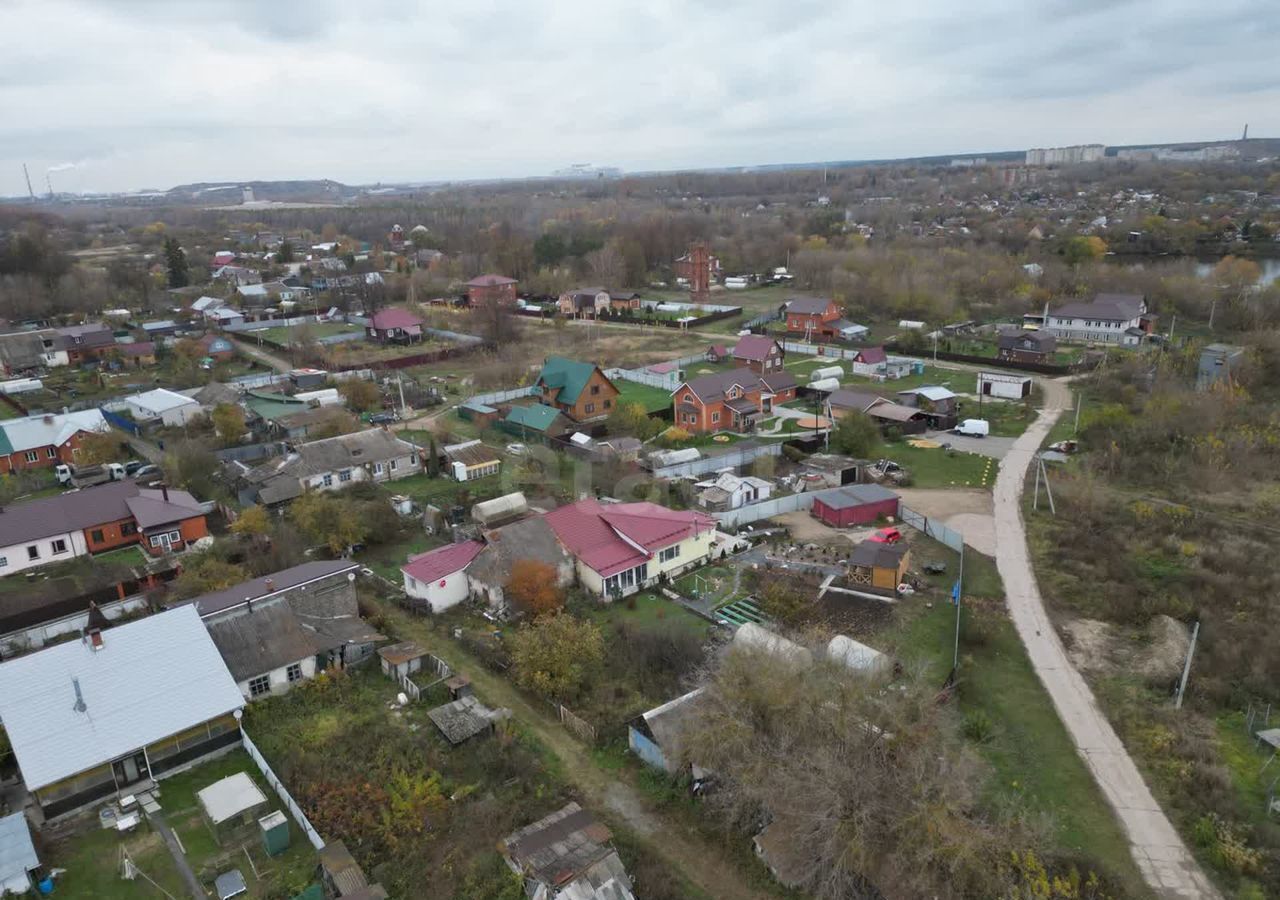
0 530 89 577
403 568 470 613
238 656 316 701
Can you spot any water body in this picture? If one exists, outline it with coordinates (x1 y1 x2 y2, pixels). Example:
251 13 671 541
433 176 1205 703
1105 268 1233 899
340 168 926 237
1193 257 1280 286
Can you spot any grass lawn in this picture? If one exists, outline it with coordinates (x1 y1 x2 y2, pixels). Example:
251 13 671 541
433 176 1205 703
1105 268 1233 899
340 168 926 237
47 825 190 899
615 380 674 414
975 399 1038 438
389 471 505 508
585 591 711 639
883 587 1145 894
252 321 363 345
882 441 994 489
844 364 969 394
673 565 739 605
360 530 441 581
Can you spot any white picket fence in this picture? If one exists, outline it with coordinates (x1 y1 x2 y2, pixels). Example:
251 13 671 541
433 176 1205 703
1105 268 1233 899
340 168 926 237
241 728 326 850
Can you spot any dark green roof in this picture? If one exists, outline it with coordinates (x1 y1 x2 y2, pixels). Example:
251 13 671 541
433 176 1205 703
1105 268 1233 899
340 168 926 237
534 356 608 406
504 404 562 432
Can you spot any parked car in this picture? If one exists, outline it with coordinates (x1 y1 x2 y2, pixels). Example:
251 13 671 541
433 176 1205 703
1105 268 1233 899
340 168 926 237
124 460 148 476
505 443 527 456
953 419 990 437
868 526 902 544
369 412 399 425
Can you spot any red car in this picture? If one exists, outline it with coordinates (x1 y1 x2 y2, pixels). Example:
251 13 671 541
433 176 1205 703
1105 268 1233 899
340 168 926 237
868 526 903 544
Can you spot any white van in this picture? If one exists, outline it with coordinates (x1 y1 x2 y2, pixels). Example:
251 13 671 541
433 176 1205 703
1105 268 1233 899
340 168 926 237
953 419 990 437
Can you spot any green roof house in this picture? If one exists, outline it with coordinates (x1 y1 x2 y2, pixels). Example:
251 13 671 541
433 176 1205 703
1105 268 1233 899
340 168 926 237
533 357 619 422
501 404 570 440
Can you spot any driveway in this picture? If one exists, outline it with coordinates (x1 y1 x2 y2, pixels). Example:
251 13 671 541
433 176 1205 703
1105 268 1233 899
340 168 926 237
923 429 1016 460
995 378 1219 899
895 488 995 556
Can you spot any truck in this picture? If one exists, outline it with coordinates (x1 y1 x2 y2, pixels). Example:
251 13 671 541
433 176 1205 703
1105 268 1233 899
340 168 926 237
55 462 126 488
953 419 990 438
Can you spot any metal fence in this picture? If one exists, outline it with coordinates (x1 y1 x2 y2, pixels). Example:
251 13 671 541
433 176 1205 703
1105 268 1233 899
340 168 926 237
241 728 326 850
465 385 537 407
713 488 831 528
899 504 965 552
99 407 141 436
744 309 782 330
606 351 707 390
648 441 782 479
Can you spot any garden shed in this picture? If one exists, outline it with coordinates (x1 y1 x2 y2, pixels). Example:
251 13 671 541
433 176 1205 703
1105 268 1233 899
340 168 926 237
810 484 900 528
197 772 269 837
847 540 911 593
378 641 428 680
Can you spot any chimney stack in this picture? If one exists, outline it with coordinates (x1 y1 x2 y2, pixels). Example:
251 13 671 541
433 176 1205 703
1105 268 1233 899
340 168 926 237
161 483 169 503
72 677 87 713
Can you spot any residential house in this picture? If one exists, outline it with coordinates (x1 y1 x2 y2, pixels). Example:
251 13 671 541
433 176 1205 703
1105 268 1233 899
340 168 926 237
628 688 709 776
466 274 518 306
0 480 209 576
731 334 785 374
238 428 421 505
557 287 611 318
673 250 722 283
56 323 116 364
997 329 1057 364
190 296 225 315
115 340 157 368
705 344 731 364
214 265 262 286
671 368 798 434
193 381 241 411
205 601 318 701
1197 343 1245 391
365 308 424 344
849 346 888 376
198 333 237 361
401 540 486 613
862 400 929 434
545 499 716 598
696 472 772 512
499 803 635 900
122 387 201 427
175 560 382 673
141 320 180 339
465 515 574 613
533 356 620 422
0 409 111 474
0 605 244 819
1045 293 1152 345
825 389 888 420
442 439 502 481
810 484 900 528
500 404 571 441
895 386 958 428
784 297 865 341
607 290 642 311
206 306 246 327
847 539 910 593
0 329 67 373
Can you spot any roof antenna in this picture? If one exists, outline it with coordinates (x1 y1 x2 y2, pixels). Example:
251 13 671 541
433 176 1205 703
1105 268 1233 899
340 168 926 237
72 677 87 713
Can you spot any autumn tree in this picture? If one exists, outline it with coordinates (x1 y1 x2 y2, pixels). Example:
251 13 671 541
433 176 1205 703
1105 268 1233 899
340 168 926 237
338 378 382 413
1062 235 1106 266
289 492 367 554
230 504 271 541
164 236 189 288
277 239 295 264
505 560 564 615
509 613 604 702
76 430 129 466
605 401 662 440
161 439 220 500
308 407 361 439
211 403 247 446
171 552 248 599
830 411 882 458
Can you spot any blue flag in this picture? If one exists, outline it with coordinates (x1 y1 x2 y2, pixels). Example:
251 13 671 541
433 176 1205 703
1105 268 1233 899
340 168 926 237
951 580 962 605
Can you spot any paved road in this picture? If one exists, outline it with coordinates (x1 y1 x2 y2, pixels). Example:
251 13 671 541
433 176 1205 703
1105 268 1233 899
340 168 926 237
923 429 1016 460
995 378 1219 900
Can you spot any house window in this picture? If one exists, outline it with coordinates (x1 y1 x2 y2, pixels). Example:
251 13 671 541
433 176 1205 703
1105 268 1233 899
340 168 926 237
339 469 353 482
659 545 679 563
0 557 7 568
390 459 398 471
322 473 334 487
591 384 601 395
249 675 271 697
26 546 38 561
52 539 67 554
374 462 385 474
409 454 417 466
585 403 595 414
122 522 137 536
46 447 56 459
286 663 304 683
603 399 611 409
91 529 105 543
23 451 37 463
712 412 720 423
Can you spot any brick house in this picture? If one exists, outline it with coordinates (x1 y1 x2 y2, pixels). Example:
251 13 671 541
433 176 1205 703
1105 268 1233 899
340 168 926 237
671 368 798 434
557 287 610 318
731 334 785 374
997 330 1057 364
0 410 112 475
365 308 424 343
56 324 116 364
466 274 518 307
533 357 619 422
784 297 866 341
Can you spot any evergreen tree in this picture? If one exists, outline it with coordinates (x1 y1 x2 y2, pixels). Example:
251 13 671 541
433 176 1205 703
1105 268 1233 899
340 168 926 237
164 237 189 288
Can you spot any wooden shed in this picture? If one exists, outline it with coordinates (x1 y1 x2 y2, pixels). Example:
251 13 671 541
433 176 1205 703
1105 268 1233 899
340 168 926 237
810 484 900 528
377 641 428 681
847 541 910 593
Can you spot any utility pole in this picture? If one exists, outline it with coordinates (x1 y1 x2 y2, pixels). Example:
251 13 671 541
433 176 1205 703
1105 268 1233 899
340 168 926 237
1208 298 1217 330
22 164 34 201
953 543 965 671
1175 621 1200 709
1073 391 1082 434
1168 314 1176 345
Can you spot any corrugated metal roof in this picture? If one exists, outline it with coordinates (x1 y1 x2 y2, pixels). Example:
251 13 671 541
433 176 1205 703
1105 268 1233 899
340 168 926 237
0 410 108 454
0 812 38 891
0 606 243 791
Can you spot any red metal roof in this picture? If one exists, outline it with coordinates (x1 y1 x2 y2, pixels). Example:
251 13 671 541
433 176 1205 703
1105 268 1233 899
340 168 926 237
402 540 484 584
370 308 424 330
544 499 715 578
466 274 517 287
854 347 887 365
732 334 779 361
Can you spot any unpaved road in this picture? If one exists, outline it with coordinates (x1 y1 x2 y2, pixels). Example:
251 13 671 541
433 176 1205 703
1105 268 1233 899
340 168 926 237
895 488 996 556
995 378 1219 900
371 599 778 900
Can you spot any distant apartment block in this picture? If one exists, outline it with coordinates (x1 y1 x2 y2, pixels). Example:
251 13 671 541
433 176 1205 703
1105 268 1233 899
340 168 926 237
1025 144 1105 166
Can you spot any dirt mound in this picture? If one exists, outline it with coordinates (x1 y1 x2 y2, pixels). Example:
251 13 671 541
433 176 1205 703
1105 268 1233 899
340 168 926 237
1061 614 1190 684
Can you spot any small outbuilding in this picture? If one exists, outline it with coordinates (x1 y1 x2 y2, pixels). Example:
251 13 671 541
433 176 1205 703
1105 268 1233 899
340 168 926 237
0 812 40 894
810 484 899 528
198 772 269 837
377 641 429 681
427 695 510 745
847 540 911 593
977 371 1033 400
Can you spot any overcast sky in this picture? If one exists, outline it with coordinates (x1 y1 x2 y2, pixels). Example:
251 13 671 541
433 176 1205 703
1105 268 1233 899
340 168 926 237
2 0 1277 196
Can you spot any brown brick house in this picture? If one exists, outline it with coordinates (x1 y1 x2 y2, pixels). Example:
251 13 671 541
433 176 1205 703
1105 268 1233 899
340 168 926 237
671 368 798 434
466 274 518 307
997 329 1057 364
784 297 865 341
731 334 785 374
533 356 620 422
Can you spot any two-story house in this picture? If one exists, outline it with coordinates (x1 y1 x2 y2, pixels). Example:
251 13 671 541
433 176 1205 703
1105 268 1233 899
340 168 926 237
56 324 116 365
238 428 421 505
365 308 424 344
545 499 716 598
466 274 518 307
533 357 620 422
784 297 867 341
557 287 611 318
997 329 1057 364
0 480 209 577
1045 293 1151 345
0 410 111 475
670 368 798 434
731 335 785 374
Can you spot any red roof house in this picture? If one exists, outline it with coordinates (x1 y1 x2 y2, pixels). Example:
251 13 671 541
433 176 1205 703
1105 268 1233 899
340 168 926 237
466 274 518 307
366 308 425 344
400 540 485 613
731 335 785 374
544 499 716 597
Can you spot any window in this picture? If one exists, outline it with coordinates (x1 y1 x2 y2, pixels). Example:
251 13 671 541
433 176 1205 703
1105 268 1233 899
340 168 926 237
91 529 105 543
23 451 37 463
659 545 679 563
322 473 333 487
390 459 398 471
590 384 600 395
585 402 595 414
52 539 67 554
0 557 6 568
603 399 611 409
374 462 385 474
249 675 271 698
339 469 353 483
46 447 56 459
711 412 720 423
26 546 39 561
286 663 304 683
121 522 137 536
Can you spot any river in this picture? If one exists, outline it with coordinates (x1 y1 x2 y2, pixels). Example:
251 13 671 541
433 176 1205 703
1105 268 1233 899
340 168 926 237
1194 257 1280 286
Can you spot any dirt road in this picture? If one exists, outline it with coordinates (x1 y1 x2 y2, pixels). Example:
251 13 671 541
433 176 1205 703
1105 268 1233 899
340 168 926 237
994 378 1219 900
230 337 292 373
895 488 996 555
370 599 778 900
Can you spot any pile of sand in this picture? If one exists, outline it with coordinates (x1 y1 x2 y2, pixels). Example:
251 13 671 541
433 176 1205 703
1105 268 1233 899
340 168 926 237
1062 614 1190 684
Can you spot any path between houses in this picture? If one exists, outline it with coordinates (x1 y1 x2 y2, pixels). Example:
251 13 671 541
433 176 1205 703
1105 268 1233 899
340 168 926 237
996 378 1220 900
229 337 292 373
145 809 204 900
370 598 778 900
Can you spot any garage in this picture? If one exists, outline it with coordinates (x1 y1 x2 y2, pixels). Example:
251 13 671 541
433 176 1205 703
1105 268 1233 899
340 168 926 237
810 484 900 528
